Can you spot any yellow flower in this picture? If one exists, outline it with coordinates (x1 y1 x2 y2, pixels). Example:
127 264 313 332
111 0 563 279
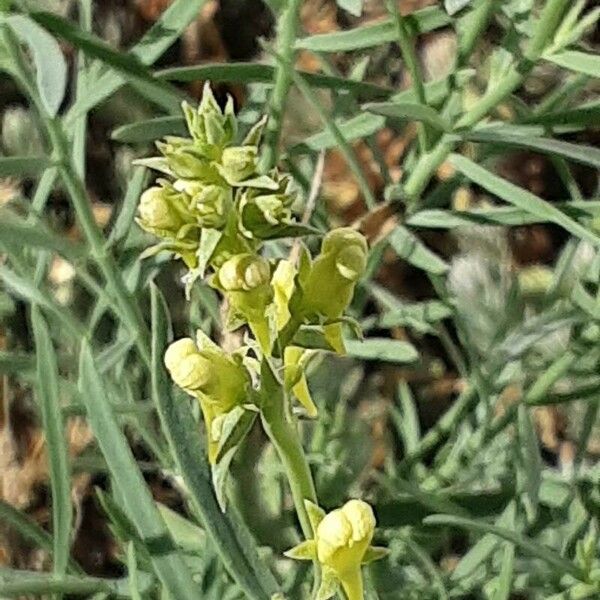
285 499 387 600
164 332 250 462
215 253 274 354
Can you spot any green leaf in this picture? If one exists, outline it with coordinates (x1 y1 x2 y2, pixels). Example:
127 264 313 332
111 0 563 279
78 341 201 600
294 6 451 52
290 113 386 153
0 264 84 339
461 128 600 169
444 0 471 15
66 0 206 120
107 166 148 248
112 116 187 144
0 568 154 598
344 338 419 363
492 539 515 600
213 406 258 464
156 504 206 554
523 100 600 127
0 208 84 260
0 155 50 177
304 500 326 531
449 154 600 248
386 225 449 275
365 101 451 132
149 284 278 600
157 63 392 100
407 201 600 229
424 514 582 578
29 11 181 116
546 50 600 77
126 542 143 600
517 405 542 523
31 307 72 583
337 0 363 17
5 15 67 117
0 350 34 375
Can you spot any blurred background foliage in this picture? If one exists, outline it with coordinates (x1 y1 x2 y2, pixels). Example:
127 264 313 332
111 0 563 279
0 0 599 598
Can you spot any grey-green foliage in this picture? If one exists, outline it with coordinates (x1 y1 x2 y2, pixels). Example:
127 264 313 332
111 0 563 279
0 0 599 599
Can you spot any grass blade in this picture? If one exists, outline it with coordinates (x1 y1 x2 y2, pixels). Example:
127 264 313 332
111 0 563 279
157 62 392 100
461 129 600 168
424 514 582 578
111 116 186 144
344 338 419 363
365 100 451 132
149 284 279 600
31 307 72 583
546 50 600 77
0 155 50 177
450 154 600 248
6 15 67 117
78 341 201 600
294 6 451 52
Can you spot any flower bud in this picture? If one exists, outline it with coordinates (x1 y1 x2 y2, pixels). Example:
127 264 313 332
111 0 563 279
220 146 258 183
193 184 230 229
285 499 386 600
217 254 271 292
139 186 185 237
300 228 368 321
164 337 249 410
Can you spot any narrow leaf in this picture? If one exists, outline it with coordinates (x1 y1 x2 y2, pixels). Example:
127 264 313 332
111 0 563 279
546 50 600 77
31 307 72 582
344 338 419 363
6 15 67 116
365 101 451 132
112 116 186 144
78 341 201 600
450 154 600 248
0 155 50 177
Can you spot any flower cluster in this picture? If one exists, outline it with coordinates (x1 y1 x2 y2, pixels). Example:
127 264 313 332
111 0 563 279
285 499 388 600
137 85 383 598
136 83 300 274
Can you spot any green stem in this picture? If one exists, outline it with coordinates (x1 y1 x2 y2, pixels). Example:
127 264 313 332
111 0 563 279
386 0 430 153
404 0 570 207
260 0 302 172
261 394 317 539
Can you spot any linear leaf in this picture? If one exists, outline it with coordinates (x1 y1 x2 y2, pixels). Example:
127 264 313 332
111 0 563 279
294 6 451 52
546 50 600 77
461 129 600 168
387 225 449 275
157 62 392 100
149 284 277 600
523 100 600 127
31 307 72 582
0 568 153 597
78 341 200 600
365 101 451 132
6 15 67 116
424 514 582 578
0 156 50 177
112 116 186 143
344 337 419 363
450 154 600 247
407 201 600 229
291 113 386 152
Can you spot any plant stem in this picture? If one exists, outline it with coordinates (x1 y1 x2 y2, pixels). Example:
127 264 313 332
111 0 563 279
386 0 430 153
260 0 302 172
261 392 317 539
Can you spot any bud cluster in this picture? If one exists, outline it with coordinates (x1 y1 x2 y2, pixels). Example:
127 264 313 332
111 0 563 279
136 83 300 272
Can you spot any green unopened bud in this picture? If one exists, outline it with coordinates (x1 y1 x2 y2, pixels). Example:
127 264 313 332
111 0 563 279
220 146 258 184
138 185 192 237
193 185 230 229
518 265 553 297
300 228 368 320
218 254 271 292
164 337 248 409
182 84 237 150
157 138 215 180
215 254 274 353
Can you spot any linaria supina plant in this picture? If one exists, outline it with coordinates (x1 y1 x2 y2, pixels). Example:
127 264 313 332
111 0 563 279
136 83 385 598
